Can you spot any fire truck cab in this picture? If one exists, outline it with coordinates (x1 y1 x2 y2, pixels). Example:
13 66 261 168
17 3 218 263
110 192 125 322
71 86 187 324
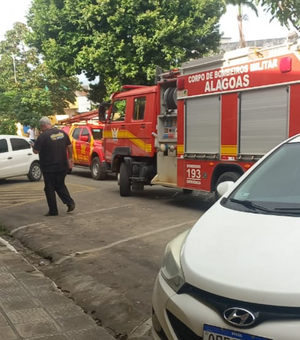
99 85 159 195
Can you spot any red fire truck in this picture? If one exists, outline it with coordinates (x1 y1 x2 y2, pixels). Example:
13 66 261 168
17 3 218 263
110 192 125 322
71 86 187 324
98 41 300 197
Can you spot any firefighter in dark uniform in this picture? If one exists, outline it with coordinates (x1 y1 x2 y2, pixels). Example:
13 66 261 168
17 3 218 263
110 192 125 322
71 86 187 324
32 116 75 216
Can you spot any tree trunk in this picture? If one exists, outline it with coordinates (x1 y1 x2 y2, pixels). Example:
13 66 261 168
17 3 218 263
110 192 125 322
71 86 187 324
238 14 246 48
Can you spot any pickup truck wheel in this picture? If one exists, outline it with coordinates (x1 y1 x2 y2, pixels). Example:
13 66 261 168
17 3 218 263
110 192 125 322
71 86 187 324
27 162 42 182
120 162 131 196
91 157 107 180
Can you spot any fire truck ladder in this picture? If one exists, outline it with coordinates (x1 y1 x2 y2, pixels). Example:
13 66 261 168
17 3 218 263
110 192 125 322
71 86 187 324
60 109 99 124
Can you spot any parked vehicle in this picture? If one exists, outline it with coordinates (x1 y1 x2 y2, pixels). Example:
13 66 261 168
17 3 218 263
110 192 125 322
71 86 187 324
60 112 106 180
0 135 42 181
152 133 300 340
99 40 300 197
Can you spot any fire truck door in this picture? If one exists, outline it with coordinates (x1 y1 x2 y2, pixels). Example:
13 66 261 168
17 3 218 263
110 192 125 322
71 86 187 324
105 96 152 159
130 96 151 156
104 99 127 162
125 94 156 157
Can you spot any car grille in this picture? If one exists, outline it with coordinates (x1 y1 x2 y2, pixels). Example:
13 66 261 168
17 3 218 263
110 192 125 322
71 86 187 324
180 283 300 327
167 310 203 340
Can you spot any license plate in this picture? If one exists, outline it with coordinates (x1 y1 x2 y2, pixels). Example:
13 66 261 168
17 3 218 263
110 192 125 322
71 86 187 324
203 324 272 340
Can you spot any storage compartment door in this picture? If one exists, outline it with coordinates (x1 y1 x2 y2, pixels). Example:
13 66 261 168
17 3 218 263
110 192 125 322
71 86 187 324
239 86 288 155
185 96 220 154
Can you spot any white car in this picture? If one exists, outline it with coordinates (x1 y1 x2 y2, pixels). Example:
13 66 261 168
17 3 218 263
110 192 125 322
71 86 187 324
0 135 42 182
152 133 300 340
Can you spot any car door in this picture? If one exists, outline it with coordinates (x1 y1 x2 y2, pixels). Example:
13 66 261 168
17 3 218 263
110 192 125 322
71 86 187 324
71 127 82 164
0 137 13 178
78 127 91 166
9 137 33 176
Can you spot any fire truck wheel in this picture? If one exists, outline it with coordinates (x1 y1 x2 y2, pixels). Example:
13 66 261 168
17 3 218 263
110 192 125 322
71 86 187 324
120 162 131 196
183 189 193 194
91 157 107 180
215 171 241 201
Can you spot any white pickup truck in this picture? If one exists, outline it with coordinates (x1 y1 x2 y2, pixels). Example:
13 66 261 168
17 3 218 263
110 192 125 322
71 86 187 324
0 135 42 181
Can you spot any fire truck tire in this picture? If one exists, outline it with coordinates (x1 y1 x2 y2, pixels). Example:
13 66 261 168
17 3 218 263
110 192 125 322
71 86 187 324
120 162 131 196
215 171 241 200
91 157 107 180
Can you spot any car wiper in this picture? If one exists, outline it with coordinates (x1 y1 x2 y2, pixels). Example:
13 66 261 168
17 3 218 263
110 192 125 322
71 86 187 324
230 198 300 216
274 207 300 213
229 198 273 213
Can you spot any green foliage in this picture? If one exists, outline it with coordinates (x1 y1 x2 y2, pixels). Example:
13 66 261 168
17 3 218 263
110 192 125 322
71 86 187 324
0 22 79 127
256 0 300 30
226 0 258 16
27 0 226 101
0 118 17 135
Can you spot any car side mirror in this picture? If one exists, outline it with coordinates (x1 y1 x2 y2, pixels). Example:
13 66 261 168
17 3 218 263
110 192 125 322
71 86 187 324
80 135 89 142
217 181 234 197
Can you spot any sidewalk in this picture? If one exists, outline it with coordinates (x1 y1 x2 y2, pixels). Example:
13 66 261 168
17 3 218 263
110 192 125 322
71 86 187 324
0 237 115 340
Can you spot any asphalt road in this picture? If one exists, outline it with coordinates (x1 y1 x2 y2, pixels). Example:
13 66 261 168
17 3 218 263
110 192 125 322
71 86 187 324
0 168 214 339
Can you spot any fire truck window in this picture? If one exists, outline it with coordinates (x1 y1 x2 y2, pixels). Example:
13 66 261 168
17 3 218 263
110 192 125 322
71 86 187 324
81 128 91 142
72 128 81 140
112 100 126 121
133 97 146 120
92 129 103 140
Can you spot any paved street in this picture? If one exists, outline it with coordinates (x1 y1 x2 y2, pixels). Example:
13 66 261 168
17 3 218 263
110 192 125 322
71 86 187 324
0 169 213 339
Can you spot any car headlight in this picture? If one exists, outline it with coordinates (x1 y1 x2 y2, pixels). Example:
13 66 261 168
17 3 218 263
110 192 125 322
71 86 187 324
161 229 190 292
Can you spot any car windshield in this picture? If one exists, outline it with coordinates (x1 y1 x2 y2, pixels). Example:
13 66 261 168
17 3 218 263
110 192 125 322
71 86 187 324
223 142 300 215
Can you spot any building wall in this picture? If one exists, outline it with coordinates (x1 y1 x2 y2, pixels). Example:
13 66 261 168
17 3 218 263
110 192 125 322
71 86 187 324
77 96 92 113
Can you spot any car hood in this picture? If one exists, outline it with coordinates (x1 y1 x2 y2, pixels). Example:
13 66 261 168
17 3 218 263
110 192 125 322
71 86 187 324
182 202 300 306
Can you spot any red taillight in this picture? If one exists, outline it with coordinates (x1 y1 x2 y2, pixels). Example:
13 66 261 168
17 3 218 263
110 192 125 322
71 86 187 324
280 57 292 73
177 78 185 91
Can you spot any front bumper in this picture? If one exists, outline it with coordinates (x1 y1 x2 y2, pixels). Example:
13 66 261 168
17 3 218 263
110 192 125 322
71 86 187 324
152 272 300 340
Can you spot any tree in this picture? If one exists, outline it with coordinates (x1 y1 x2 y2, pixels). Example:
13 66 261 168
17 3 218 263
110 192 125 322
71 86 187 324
256 0 300 30
0 22 79 130
27 0 226 101
225 0 259 47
